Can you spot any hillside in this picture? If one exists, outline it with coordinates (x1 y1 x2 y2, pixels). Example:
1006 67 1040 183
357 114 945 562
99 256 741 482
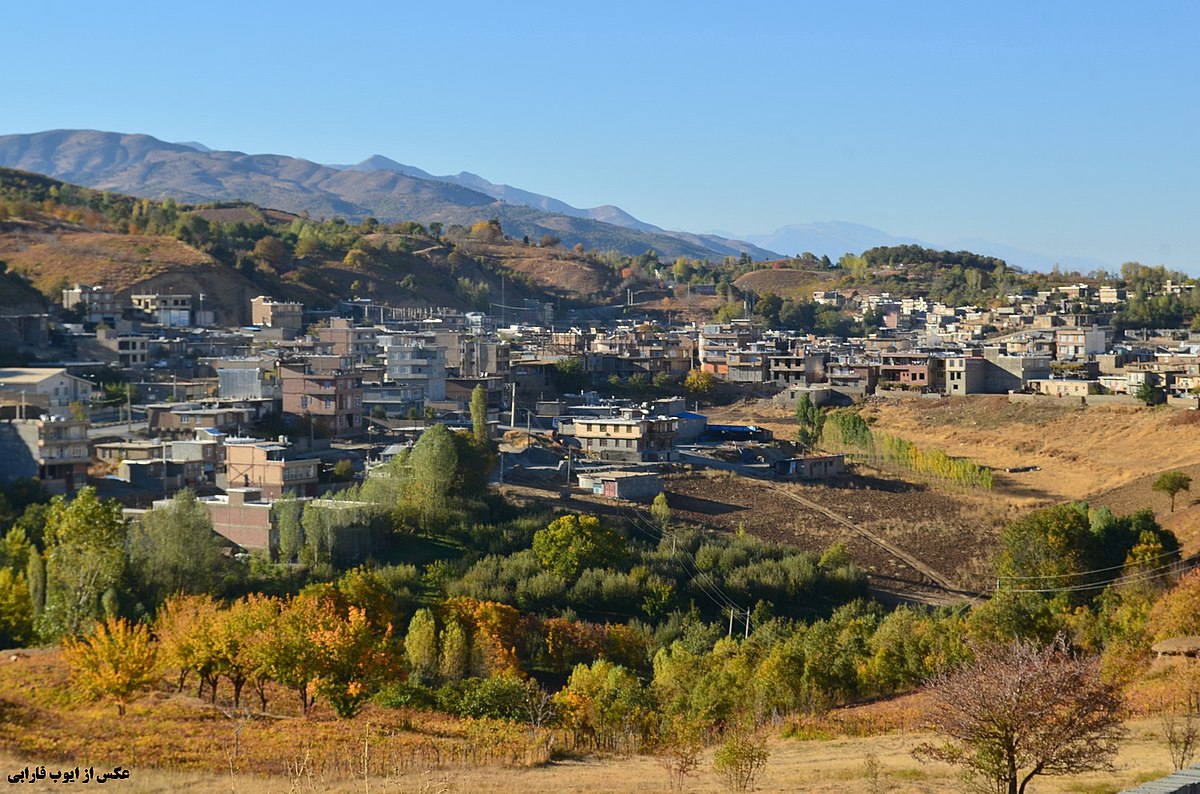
734 264 838 298
0 168 628 318
0 215 259 326
857 396 1200 510
0 130 777 262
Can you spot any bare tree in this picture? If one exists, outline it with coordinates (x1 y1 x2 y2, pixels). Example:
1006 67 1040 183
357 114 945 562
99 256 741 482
914 634 1125 794
1161 689 1200 771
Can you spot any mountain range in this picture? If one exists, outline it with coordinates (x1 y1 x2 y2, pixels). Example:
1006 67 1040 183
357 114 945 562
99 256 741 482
0 129 1110 272
0 130 775 263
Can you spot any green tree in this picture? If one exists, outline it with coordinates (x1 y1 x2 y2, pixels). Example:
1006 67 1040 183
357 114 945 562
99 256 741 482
0 568 33 647
471 385 490 446
25 550 44 623
552 357 589 394
331 459 355 482
439 618 470 682
128 489 230 603
794 394 824 452
713 731 771 793
554 659 653 750
650 492 671 533
39 488 127 640
1153 471 1192 513
1136 380 1165 406
533 514 627 580
405 608 440 685
275 492 304 564
683 369 713 397
409 424 460 525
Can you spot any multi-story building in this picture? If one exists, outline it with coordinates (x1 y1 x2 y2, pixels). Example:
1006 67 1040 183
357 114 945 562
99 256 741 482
146 402 255 435
280 365 364 437
317 318 379 363
0 416 90 494
0 368 96 419
192 488 281 552
571 413 678 463
131 293 193 327
878 352 946 391
1054 326 1108 360
698 321 761 377
378 335 448 401
768 350 828 385
95 326 150 369
250 296 304 331
221 437 319 498
62 284 119 324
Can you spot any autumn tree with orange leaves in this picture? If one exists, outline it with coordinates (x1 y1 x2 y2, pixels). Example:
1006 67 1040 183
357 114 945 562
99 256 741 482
64 617 158 716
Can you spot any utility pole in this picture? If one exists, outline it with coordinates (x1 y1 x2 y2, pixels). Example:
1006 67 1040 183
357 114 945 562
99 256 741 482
510 382 517 429
728 607 735 638
744 608 751 639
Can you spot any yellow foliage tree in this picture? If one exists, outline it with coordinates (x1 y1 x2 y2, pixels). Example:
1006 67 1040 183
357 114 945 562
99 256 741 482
64 617 158 716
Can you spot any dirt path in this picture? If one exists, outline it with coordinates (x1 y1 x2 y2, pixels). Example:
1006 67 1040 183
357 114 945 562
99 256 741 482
766 484 983 604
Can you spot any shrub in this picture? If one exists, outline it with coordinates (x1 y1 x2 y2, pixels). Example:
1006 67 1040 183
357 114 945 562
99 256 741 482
713 731 770 792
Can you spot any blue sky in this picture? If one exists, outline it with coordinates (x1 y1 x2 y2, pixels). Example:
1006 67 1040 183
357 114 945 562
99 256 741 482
3 1 1198 269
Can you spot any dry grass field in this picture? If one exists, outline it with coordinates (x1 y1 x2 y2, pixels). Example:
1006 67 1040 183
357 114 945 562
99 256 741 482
733 268 837 300
3 642 1188 794
857 396 1200 506
709 395 1200 508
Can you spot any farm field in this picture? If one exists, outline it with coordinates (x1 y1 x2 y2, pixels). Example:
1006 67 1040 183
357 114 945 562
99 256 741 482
662 471 1007 597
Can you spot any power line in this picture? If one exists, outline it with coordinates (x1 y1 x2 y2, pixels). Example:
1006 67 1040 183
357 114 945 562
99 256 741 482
997 546 1184 582
996 557 1189 595
619 502 746 616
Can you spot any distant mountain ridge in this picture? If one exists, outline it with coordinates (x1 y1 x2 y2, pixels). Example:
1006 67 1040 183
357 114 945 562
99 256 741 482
0 130 775 262
0 129 1110 273
335 154 664 234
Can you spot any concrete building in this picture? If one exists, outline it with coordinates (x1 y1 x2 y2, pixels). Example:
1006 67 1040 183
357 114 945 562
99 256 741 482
576 470 663 501
378 335 448 402
146 403 254 435
572 414 678 463
131 293 193 327
221 437 319 498
95 327 150 369
698 321 761 377
280 365 364 438
1055 326 1108 360
878 352 945 391
775 454 846 480
194 488 280 552
0 416 90 494
317 318 379 363
0 368 96 419
62 284 118 324
250 296 304 331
